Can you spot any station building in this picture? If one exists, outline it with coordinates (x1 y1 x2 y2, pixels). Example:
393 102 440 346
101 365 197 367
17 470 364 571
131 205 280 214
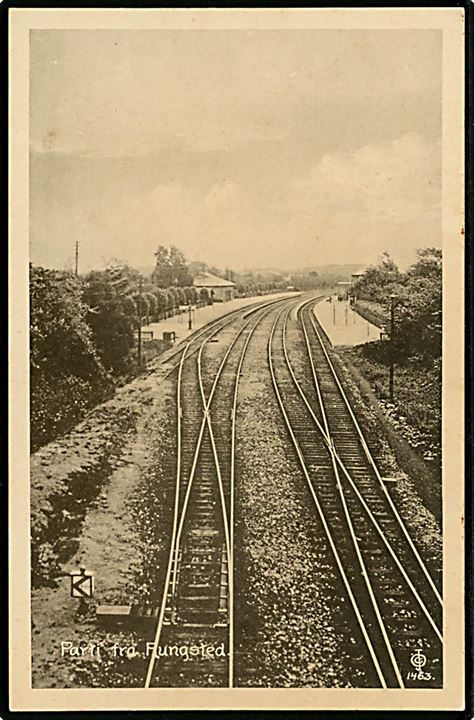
350 269 367 299
192 272 236 302
336 280 351 300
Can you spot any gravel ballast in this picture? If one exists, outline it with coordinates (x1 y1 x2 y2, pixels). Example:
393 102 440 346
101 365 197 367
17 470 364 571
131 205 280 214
29 298 442 689
234 315 365 687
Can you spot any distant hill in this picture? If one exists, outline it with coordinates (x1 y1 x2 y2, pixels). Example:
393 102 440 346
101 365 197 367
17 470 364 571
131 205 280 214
137 261 367 283
299 263 367 277
240 263 367 280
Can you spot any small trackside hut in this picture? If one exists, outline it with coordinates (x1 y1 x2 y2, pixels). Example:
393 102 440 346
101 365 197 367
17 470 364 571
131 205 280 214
192 272 236 302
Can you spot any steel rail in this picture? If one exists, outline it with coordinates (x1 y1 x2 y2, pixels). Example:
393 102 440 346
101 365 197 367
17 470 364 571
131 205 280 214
144 295 295 687
144 300 277 687
290 299 442 641
200 298 293 686
268 303 389 688
281 306 405 687
304 301 443 607
160 296 297 611
169 296 295 606
144 335 189 688
144 294 300 386
168 314 249 605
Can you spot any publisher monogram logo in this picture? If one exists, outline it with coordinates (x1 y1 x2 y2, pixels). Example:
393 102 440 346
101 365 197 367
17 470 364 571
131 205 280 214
410 649 427 672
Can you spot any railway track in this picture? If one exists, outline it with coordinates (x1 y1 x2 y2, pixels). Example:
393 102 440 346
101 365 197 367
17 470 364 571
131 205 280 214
144 295 297 687
139 291 441 688
268 297 442 688
146 295 296 387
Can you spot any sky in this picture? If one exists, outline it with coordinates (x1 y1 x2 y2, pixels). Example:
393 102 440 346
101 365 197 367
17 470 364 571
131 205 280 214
30 28 441 273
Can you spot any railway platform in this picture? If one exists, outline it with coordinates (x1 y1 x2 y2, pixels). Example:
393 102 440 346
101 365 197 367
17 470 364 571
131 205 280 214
314 296 382 346
141 292 298 347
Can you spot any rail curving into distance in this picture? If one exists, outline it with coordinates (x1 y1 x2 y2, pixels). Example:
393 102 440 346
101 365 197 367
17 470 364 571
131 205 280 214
268 297 442 688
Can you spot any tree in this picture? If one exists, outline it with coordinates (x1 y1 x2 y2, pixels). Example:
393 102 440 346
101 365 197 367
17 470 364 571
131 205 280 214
177 287 186 307
133 291 149 324
83 267 137 375
152 245 172 288
30 265 111 450
354 248 442 363
353 253 402 303
188 260 209 277
406 247 442 281
152 244 191 288
394 250 442 362
163 289 173 318
167 287 179 314
184 286 198 305
169 246 191 286
144 292 157 324
288 272 321 291
153 289 168 320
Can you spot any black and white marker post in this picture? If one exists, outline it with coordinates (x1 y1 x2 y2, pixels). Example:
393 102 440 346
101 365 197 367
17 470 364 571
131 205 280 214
70 566 94 615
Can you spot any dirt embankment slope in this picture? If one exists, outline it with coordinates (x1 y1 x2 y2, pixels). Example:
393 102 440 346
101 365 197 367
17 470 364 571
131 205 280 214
31 363 176 688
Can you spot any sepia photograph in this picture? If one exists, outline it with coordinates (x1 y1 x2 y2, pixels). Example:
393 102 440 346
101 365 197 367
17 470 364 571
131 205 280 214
9 7 465 712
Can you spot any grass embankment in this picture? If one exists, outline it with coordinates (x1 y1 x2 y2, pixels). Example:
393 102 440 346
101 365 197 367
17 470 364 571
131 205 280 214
349 300 441 469
340 339 441 517
351 300 387 328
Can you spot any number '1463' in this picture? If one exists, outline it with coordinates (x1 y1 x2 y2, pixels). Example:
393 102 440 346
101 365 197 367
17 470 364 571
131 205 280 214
406 671 432 681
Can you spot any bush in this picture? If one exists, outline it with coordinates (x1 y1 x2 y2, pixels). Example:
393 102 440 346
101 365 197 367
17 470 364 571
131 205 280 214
348 344 441 467
83 268 137 375
353 248 442 364
30 265 112 451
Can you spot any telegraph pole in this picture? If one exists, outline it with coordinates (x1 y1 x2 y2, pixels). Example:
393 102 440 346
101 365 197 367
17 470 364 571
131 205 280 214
137 276 143 369
75 241 79 276
389 294 396 402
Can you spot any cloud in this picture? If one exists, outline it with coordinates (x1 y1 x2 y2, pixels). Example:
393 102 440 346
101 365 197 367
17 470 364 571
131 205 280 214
30 133 441 274
205 180 242 209
30 29 442 272
285 132 440 222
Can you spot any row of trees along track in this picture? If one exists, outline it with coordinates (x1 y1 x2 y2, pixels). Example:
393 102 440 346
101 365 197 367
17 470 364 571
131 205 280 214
29 259 288 451
139 293 441 688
